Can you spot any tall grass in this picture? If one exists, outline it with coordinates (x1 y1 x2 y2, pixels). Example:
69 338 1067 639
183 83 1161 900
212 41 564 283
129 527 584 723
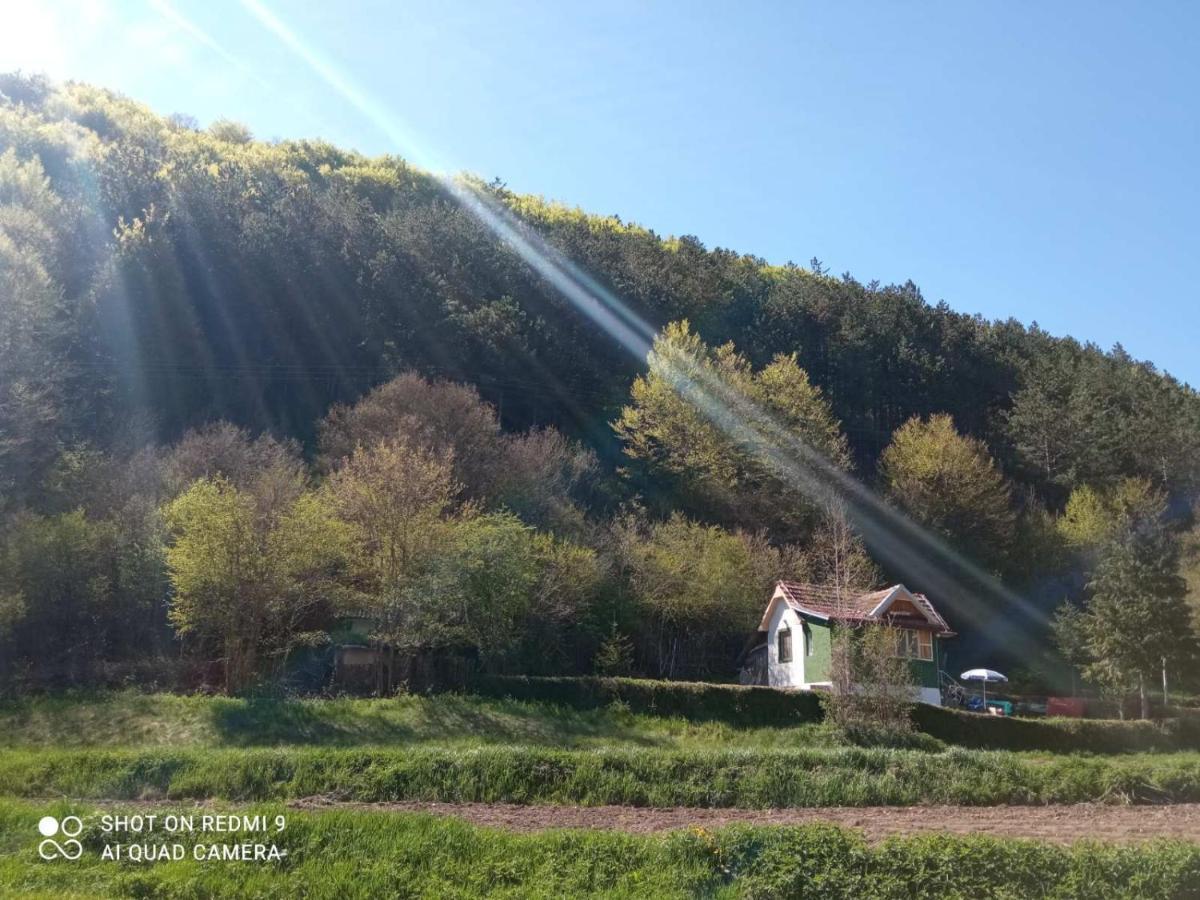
2 746 1199 807
1 800 1198 899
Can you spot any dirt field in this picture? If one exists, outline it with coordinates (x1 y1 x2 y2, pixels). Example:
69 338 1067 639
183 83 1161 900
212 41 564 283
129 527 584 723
292 798 1200 845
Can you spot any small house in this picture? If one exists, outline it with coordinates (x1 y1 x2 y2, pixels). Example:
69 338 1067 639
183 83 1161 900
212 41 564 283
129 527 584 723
741 582 955 706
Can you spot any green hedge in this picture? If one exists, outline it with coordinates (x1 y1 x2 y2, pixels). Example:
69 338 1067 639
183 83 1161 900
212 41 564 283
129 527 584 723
913 704 1200 754
2 799 1198 899
470 675 825 726
473 676 1200 753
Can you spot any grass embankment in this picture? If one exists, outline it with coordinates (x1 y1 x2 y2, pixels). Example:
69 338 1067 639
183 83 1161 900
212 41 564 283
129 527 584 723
1 800 1197 899
0 691 840 751
5 688 1199 754
2 746 1199 807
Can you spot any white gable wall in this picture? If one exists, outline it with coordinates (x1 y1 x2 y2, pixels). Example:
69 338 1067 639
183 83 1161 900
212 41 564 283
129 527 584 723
765 596 805 688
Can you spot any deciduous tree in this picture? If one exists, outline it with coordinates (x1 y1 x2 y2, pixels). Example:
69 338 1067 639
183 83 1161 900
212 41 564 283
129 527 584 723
165 477 351 692
881 414 1015 571
614 321 849 539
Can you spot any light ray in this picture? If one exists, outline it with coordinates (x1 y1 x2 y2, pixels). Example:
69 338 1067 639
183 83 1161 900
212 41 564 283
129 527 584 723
237 0 439 172
150 0 324 132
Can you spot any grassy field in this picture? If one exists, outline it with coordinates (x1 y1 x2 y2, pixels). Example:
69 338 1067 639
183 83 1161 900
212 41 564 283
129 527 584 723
3 690 1200 896
2 692 1199 808
2 799 1198 899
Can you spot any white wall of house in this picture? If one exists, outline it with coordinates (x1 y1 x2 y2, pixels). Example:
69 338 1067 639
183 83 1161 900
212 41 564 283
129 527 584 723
765 600 805 688
761 589 946 703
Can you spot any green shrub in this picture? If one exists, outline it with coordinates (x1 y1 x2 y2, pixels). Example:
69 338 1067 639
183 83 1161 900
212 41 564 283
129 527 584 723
913 704 1200 753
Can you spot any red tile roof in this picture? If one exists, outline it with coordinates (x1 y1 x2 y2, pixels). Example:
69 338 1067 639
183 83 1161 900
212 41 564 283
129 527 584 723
770 582 955 636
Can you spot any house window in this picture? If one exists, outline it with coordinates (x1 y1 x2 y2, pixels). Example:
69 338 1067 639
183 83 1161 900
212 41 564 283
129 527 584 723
894 629 933 661
803 622 813 656
917 630 933 661
778 626 792 663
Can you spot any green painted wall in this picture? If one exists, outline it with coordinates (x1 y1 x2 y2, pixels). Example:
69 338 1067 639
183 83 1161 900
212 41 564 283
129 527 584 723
803 619 832 683
910 655 939 688
804 620 941 688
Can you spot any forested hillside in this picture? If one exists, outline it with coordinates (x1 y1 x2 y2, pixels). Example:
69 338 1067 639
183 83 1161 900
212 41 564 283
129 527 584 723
2 73 1199 694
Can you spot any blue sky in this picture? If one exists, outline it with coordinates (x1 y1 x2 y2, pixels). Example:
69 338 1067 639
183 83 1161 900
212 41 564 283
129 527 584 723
4 1 1198 384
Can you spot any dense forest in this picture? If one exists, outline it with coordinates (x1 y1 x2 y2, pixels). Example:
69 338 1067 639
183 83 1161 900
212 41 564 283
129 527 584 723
2 74 1199 698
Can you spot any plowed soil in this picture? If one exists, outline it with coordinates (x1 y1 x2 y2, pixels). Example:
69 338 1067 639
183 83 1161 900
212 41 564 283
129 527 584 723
291 798 1200 845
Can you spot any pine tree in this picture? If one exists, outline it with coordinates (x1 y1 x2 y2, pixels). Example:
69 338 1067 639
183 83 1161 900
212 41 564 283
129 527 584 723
1074 521 1197 718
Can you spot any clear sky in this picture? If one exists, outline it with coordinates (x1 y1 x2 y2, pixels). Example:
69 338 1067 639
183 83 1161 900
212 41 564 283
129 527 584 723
4 1 1198 385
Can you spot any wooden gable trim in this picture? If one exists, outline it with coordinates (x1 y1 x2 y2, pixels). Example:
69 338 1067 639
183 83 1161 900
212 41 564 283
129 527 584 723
869 585 941 629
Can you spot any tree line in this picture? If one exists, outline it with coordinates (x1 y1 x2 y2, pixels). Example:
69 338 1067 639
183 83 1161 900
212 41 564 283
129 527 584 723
0 370 845 690
1 74 1199 701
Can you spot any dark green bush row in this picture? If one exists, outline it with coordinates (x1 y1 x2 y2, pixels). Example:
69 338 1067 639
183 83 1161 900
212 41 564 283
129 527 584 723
3 746 1199 806
474 675 1200 753
913 704 1200 754
2 799 1198 899
470 675 825 725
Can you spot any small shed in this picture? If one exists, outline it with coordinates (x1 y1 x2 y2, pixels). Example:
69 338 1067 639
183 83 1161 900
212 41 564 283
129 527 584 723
744 582 956 706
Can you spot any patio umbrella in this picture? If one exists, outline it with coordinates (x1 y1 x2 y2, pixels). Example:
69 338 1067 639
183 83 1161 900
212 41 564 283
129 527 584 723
960 668 1008 707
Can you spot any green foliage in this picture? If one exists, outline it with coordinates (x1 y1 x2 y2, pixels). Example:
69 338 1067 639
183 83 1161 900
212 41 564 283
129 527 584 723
601 512 808 679
4 686 1200 758
394 512 543 659
1184 509 1200 629
1 75 1190 503
333 467 601 667
1071 522 1195 716
0 151 72 504
1058 478 1168 550
1007 344 1200 495
727 824 1200 900
326 435 460 590
880 414 1015 570
617 514 765 676
594 626 635 676
614 321 849 539
513 531 604 673
826 625 916 740
0 508 165 687
206 118 253 144
911 704 1200 755
165 477 353 692
0 592 23 641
